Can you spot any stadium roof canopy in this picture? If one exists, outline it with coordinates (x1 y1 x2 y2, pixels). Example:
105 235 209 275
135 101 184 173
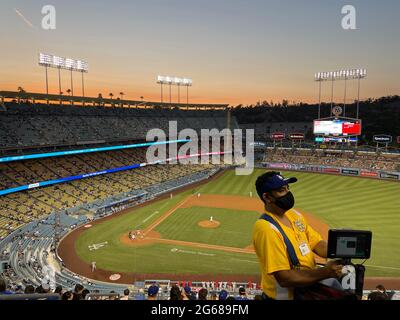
0 91 229 110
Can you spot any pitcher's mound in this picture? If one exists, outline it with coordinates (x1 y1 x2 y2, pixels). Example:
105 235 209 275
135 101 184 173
198 220 220 229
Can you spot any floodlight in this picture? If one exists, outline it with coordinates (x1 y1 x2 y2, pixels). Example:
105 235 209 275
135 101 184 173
38 53 89 98
156 75 193 104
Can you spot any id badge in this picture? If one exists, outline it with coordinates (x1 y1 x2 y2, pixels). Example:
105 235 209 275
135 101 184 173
299 242 310 256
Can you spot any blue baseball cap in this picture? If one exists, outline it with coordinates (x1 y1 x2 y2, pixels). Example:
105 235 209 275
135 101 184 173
148 285 159 296
259 173 297 194
219 290 228 300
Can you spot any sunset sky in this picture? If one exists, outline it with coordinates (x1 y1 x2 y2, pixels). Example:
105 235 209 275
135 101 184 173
0 0 399 106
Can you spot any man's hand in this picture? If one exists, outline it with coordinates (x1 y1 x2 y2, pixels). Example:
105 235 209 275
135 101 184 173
324 260 344 279
273 260 344 288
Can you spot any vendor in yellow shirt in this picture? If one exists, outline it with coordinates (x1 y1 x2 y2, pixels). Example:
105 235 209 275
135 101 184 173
252 171 343 300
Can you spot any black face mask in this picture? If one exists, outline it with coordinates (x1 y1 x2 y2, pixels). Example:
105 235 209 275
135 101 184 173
271 191 295 211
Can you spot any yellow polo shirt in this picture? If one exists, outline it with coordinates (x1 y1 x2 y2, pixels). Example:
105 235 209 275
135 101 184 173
252 208 323 300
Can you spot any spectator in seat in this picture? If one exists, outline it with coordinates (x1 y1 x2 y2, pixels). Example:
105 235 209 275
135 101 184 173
120 288 130 300
183 285 196 300
109 290 119 300
24 285 35 294
82 289 90 300
368 285 389 300
198 288 208 300
35 285 45 294
169 285 183 300
0 277 13 295
73 284 85 300
236 287 249 300
218 289 228 301
62 291 73 301
41 283 51 294
54 285 63 296
147 285 159 300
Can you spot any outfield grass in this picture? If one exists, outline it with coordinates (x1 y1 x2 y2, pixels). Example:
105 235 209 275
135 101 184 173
75 169 400 277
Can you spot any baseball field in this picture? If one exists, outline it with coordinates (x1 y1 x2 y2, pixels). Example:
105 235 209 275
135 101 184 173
58 168 400 285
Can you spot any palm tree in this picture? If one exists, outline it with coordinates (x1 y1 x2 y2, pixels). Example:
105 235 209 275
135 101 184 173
17 86 25 93
119 92 124 100
109 93 114 100
140 96 144 102
66 89 71 96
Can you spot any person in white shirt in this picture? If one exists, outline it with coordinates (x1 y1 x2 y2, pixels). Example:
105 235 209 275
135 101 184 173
120 289 130 300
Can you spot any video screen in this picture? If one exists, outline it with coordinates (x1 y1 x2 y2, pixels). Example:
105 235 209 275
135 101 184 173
328 230 372 259
313 119 361 136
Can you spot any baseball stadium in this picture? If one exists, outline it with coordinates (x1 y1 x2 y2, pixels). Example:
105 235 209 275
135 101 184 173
1 1 400 302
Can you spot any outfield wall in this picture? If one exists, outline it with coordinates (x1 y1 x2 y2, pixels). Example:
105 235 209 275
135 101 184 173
260 162 400 181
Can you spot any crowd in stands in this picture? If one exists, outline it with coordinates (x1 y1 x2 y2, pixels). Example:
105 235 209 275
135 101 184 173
0 275 259 300
264 148 400 172
3 275 399 300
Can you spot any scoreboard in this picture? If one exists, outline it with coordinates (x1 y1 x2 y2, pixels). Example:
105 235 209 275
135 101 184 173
314 119 361 136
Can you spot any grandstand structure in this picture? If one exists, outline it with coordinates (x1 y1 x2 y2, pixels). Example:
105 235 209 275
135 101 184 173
0 90 227 111
263 147 400 172
233 96 400 145
0 94 248 297
0 92 231 152
0 168 230 299
0 95 239 239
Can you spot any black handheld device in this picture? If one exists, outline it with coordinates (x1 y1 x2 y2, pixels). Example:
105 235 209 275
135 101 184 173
327 229 372 260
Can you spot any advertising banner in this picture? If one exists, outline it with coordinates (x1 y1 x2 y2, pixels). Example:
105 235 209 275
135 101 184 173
373 135 392 143
323 168 341 174
341 169 359 176
379 172 399 180
360 171 378 177
289 133 305 140
271 132 285 140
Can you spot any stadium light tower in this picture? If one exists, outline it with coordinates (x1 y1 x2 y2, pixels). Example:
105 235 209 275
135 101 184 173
157 75 192 105
314 68 367 119
39 53 89 100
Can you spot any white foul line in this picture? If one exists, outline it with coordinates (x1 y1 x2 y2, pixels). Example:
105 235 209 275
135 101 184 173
365 264 400 271
143 211 159 223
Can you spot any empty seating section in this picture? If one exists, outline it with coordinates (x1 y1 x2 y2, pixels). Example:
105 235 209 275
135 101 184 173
0 103 232 148
0 147 220 240
0 102 230 240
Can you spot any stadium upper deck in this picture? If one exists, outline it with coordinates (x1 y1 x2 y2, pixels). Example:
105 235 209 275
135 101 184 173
0 91 237 153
